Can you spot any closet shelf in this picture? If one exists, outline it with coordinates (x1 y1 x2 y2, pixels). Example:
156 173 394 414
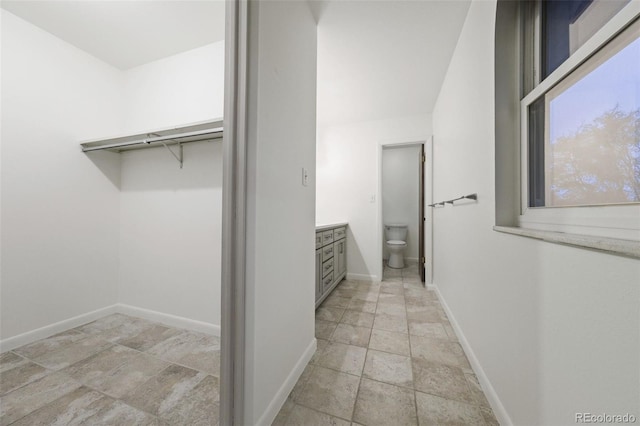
79 119 223 153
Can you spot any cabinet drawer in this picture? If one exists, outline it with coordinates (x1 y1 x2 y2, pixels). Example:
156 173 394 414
315 232 323 249
322 244 334 262
322 230 334 246
322 257 334 277
333 226 346 240
322 271 334 291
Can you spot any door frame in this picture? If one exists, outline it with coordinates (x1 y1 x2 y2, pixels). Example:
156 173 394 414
425 136 434 284
419 143 426 282
220 0 248 424
376 137 433 284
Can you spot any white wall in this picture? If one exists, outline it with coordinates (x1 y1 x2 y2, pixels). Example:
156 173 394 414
1 10 123 340
1 8 225 345
316 114 431 281
245 1 317 424
432 1 640 424
118 43 224 328
118 142 222 327
123 41 225 133
382 145 420 261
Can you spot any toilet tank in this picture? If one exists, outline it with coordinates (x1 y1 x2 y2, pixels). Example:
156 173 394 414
385 224 408 241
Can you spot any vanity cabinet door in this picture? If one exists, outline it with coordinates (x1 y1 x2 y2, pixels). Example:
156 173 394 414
335 240 347 277
315 249 323 301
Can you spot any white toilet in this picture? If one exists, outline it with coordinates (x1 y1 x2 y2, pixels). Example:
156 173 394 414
385 224 408 269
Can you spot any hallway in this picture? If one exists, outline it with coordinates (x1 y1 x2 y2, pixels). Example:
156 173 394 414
274 265 499 425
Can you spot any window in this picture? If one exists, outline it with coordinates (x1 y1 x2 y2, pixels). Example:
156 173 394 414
519 0 640 241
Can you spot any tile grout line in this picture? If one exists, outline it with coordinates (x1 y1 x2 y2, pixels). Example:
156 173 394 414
309 278 380 424
303 268 496 425
82 332 218 421
401 269 421 426
293 397 353 423
351 279 380 422
11 322 219 378
87 333 220 417
13 317 211 361
1 331 109 406
0 351 57 397
403 271 494 426
309 361 424 391
2 364 163 426
2 315 221 425
350 374 365 424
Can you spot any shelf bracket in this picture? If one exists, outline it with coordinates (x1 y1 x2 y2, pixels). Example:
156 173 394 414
160 142 183 168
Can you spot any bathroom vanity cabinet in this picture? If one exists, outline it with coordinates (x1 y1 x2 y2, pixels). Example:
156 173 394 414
315 223 347 308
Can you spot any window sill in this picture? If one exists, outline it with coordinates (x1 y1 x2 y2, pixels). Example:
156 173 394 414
493 226 640 259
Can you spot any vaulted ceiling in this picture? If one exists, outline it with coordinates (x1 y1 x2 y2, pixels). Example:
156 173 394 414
1 1 225 70
2 0 470 125
315 0 471 126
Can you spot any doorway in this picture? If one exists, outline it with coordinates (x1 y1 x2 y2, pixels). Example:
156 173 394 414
0 1 236 425
377 140 432 284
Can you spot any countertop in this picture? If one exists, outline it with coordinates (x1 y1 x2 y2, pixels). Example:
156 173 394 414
315 222 348 232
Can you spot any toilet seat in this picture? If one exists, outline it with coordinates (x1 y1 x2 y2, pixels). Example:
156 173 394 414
386 239 406 268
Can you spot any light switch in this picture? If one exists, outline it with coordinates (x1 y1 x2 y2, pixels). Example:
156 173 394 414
302 168 309 186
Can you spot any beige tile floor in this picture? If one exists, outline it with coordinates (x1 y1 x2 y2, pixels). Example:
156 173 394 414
0 314 220 425
274 264 500 426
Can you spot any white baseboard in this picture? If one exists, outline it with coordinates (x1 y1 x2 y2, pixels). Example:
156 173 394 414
256 338 317 426
0 304 220 353
115 304 220 337
433 285 513 426
0 305 118 353
346 273 379 282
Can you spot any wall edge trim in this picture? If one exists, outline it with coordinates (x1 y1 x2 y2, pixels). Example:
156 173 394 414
0 304 221 353
0 305 118 352
433 285 514 426
346 273 379 282
255 338 317 426
116 304 220 336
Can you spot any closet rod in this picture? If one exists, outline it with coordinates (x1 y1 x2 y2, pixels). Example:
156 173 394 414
81 127 223 153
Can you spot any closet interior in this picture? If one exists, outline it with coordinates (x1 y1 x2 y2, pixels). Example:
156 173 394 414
1 2 225 424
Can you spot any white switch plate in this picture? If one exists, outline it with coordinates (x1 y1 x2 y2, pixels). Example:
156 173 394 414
370 194 376 203
302 168 309 186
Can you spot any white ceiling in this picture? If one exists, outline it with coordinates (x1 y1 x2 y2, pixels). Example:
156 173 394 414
2 0 469 123
316 0 471 126
1 0 225 70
